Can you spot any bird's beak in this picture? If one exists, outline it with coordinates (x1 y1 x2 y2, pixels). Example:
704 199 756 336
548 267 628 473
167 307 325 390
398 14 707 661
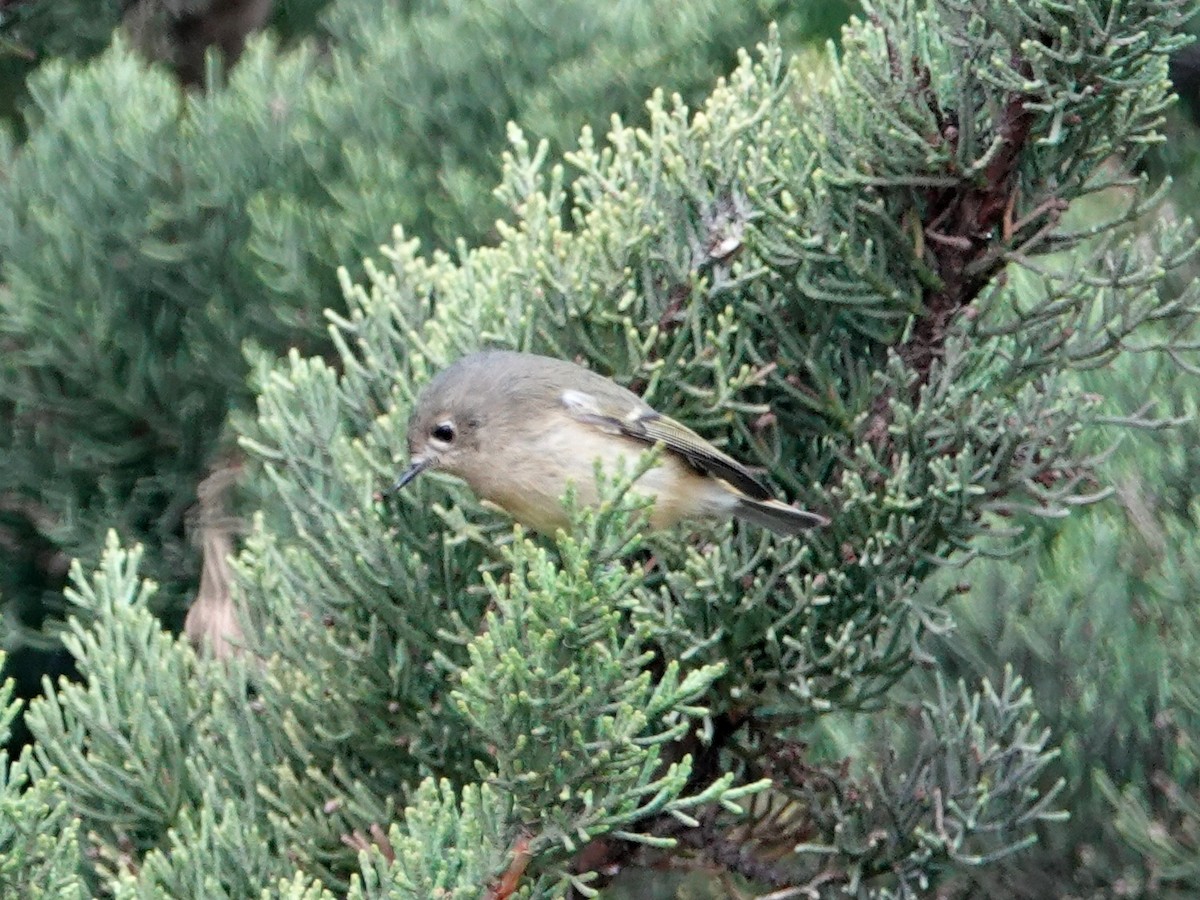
386 456 430 494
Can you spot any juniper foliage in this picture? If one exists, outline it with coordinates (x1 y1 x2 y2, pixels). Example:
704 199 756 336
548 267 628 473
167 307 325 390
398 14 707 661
4 0 1200 897
0 0 844 675
926 350 1200 898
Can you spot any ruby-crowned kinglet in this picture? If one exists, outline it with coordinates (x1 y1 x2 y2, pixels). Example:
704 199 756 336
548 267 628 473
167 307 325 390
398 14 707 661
389 350 827 536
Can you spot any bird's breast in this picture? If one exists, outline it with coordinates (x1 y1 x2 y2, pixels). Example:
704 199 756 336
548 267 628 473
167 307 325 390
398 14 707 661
465 416 737 533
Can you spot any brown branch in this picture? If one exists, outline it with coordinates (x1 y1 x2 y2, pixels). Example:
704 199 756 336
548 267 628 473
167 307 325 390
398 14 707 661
867 45 1042 451
485 832 534 900
122 0 274 87
184 457 246 659
908 74 1036 379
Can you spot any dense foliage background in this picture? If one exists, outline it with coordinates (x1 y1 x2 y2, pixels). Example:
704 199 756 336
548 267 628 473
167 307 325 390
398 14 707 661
0 0 852 728
0 1 1198 897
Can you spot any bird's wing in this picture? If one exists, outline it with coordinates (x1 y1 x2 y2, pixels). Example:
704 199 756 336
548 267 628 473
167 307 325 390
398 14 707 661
560 389 772 501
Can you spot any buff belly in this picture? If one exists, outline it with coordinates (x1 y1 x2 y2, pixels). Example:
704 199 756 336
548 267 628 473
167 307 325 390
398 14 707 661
471 423 738 534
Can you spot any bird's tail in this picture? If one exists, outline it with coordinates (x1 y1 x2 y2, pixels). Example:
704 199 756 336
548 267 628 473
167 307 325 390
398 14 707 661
733 496 828 537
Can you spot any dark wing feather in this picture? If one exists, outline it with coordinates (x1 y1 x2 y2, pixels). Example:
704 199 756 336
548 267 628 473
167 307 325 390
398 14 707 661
625 413 772 500
560 389 771 501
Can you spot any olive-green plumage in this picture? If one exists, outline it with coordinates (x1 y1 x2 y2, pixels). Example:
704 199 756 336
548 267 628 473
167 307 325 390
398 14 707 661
394 350 826 536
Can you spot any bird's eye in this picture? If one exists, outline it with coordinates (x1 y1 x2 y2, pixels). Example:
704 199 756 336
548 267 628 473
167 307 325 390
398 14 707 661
431 422 456 443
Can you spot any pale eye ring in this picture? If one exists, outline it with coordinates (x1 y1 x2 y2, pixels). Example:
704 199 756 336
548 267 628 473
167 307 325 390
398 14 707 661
431 422 456 444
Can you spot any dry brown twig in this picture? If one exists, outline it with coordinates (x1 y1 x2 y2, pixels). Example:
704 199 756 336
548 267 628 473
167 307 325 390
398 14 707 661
183 458 245 659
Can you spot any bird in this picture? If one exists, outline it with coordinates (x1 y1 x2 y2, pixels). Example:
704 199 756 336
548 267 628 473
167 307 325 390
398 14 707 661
389 350 827 537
